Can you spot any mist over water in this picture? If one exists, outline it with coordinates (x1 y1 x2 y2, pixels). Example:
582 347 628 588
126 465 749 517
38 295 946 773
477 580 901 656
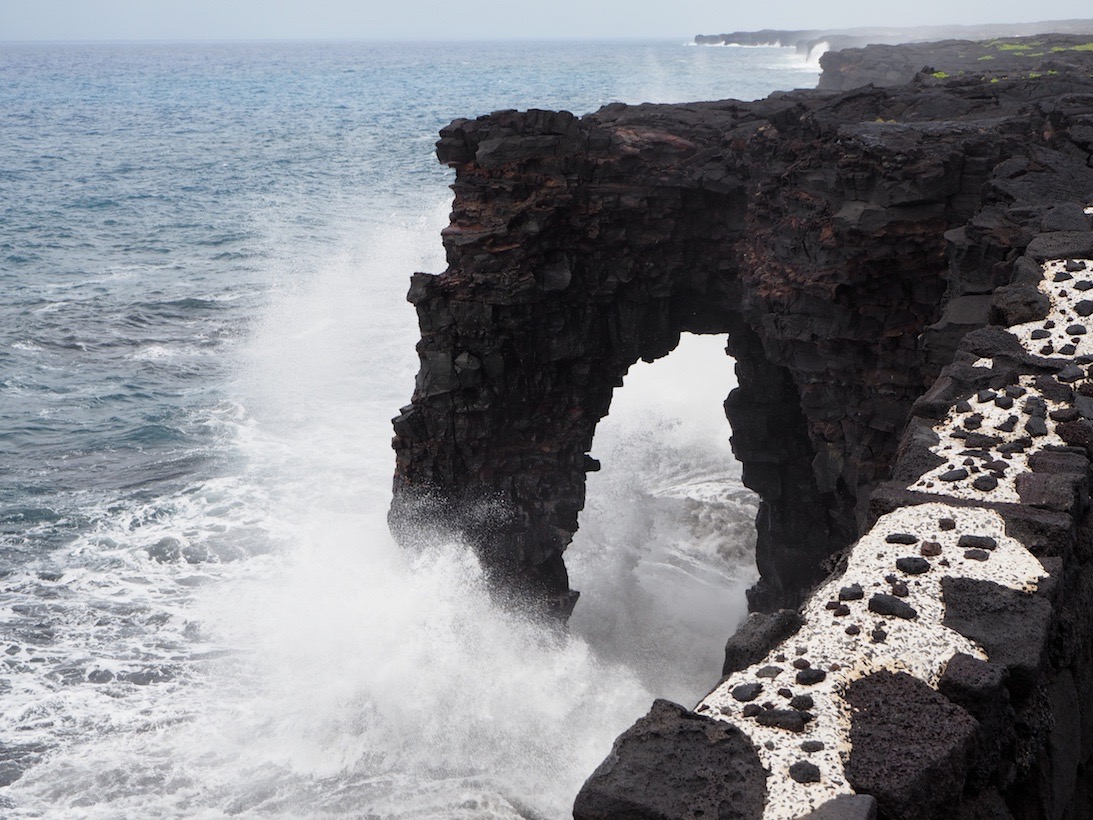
0 40 813 817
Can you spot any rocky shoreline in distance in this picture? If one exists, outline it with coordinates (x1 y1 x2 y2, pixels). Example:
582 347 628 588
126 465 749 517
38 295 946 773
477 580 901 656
695 19 1093 59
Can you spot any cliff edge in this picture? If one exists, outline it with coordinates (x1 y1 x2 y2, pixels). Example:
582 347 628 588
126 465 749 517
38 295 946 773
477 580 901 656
389 35 1093 818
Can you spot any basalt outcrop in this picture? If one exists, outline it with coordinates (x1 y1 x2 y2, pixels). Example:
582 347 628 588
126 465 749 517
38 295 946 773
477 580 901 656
819 34 1093 91
391 40 1093 616
391 34 1093 819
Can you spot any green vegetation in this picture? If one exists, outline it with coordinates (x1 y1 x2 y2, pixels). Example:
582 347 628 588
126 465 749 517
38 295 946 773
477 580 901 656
931 70 950 79
1050 42 1093 53
997 43 1034 52
977 54 995 60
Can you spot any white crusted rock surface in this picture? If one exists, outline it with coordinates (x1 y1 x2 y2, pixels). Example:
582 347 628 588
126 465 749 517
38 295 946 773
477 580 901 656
694 257 1091 819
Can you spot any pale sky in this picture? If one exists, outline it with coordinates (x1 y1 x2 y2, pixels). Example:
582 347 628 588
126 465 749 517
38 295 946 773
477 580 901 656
1 0 1091 42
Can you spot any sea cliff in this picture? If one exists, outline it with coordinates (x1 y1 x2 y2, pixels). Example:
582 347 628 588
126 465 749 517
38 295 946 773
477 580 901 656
390 34 1093 818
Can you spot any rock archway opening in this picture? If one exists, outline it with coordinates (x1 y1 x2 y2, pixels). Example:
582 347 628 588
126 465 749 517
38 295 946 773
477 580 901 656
567 333 759 703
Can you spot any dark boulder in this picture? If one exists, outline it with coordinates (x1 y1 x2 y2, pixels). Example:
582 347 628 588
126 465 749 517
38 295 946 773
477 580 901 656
572 700 766 820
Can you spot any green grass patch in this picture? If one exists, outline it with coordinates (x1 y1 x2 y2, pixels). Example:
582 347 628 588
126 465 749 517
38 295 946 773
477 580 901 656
1049 42 1093 53
977 54 995 60
931 70 950 79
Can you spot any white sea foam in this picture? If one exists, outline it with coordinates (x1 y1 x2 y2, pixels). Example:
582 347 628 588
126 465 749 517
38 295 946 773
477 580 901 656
4 195 757 818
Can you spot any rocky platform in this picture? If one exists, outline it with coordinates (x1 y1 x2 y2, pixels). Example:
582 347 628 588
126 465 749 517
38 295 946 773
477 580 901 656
820 34 1093 91
390 36 1093 818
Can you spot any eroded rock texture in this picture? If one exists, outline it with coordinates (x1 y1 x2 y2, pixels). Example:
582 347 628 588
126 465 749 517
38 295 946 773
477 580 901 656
391 46 1093 619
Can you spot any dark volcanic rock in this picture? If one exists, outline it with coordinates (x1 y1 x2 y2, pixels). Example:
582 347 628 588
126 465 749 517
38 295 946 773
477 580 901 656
839 583 865 600
941 577 1052 694
817 32 1093 90
572 699 766 820
896 556 931 575
869 593 918 620
796 794 878 819
732 683 763 702
846 671 977 820
756 709 807 733
957 534 997 551
392 46 1093 617
391 37 1093 820
788 760 821 782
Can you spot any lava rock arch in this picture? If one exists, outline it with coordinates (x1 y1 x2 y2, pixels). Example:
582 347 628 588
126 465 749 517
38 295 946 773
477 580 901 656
387 86 1009 615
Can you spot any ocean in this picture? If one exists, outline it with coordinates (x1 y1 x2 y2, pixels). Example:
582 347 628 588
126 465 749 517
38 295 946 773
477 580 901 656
0 40 820 818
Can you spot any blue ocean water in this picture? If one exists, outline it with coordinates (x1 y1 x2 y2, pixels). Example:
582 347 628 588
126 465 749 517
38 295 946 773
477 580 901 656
0 40 819 817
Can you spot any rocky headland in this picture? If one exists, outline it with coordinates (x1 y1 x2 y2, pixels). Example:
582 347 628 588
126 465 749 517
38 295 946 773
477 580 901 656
695 20 1093 62
390 33 1093 819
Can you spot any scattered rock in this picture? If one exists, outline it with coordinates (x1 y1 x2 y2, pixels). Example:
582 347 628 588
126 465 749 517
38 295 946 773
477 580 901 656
896 556 930 575
839 583 865 600
885 532 918 544
957 534 997 551
868 594 918 620
789 760 822 783
757 709 807 733
920 541 942 556
939 468 969 482
732 683 763 702
790 694 814 711
1024 416 1049 437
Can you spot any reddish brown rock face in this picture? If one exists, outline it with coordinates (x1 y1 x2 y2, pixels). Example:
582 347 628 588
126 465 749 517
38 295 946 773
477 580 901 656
390 64 1093 619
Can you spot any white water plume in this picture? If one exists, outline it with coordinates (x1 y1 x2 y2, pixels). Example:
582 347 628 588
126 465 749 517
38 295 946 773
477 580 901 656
569 334 758 706
6 193 758 820
805 41 831 70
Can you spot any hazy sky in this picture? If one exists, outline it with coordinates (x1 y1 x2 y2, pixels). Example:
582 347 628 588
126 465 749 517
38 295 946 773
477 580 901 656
2 0 1091 42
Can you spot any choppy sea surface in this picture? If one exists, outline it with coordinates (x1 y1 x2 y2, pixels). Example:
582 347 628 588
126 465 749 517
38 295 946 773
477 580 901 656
0 40 819 818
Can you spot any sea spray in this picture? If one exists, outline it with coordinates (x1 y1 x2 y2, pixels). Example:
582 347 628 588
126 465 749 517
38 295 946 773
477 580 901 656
569 334 758 705
0 40 812 817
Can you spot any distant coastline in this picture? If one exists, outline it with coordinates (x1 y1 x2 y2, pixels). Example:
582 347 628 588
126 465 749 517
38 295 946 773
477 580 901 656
694 18 1093 55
